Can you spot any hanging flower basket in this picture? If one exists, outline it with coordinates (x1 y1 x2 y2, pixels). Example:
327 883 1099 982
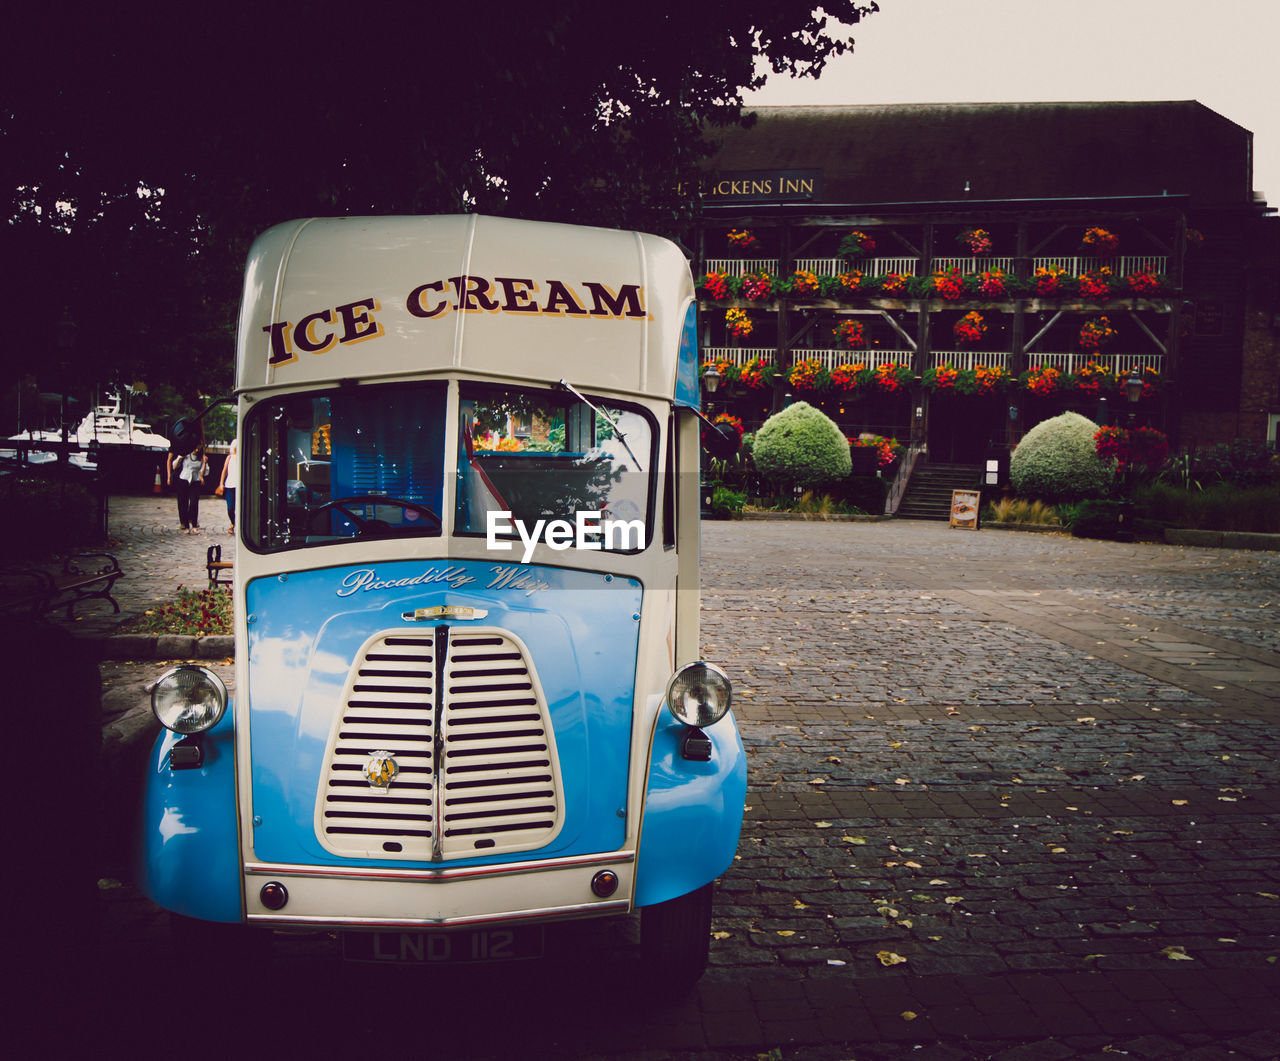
838 230 877 259
1021 365 1061 396
790 269 820 297
1077 316 1117 351
727 228 758 250
1071 360 1116 396
1082 227 1120 258
830 362 870 392
740 272 773 301
701 270 731 301
874 363 913 393
788 359 829 392
738 358 776 391
977 270 1009 299
953 311 988 346
833 320 867 349
725 307 753 342
957 228 993 255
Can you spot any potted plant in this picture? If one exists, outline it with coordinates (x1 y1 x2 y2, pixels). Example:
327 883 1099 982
953 311 988 346
833 319 867 349
727 228 758 250
725 307 753 342
838 230 877 260
1082 226 1119 258
957 228 993 255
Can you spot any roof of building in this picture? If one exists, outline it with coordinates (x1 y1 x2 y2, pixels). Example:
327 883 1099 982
701 101 1253 207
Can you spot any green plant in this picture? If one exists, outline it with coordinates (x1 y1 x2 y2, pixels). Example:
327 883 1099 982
1070 499 1123 540
0 477 102 558
1195 440 1280 488
1137 483 1280 533
708 485 745 520
984 497 1062 525
1010 412 1113 503
751 402 853 489
131 586 233 636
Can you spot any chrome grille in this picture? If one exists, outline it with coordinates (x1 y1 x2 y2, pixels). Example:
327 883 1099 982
315 627 562 861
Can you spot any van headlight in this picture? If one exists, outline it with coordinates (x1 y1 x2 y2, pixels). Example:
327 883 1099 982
151 665 228 734
664 662 732 728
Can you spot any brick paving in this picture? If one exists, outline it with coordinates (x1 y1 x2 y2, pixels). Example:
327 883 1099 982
62 503 1280 1058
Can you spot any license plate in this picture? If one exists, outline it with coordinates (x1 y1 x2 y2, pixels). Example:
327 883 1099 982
342 925 544 965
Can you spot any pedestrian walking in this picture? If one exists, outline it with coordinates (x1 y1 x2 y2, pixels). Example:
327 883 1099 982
215 437 239 534
168 444 208 533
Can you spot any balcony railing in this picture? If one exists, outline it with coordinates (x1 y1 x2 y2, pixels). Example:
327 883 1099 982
702 255 1168 282
703 347 914 370
793 257 920 277
703 347 1165 377
931 255 1169 277
1019 352 1164 375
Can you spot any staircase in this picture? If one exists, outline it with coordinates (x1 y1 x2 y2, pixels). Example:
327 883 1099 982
895 462 983 521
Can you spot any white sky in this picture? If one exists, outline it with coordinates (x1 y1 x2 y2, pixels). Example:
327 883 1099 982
746 0 1280 206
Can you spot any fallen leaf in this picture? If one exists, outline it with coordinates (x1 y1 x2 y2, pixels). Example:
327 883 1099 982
808 778 826 785
1076 717 1097 725
826 959 846 966
1258 893 1280 900
776 930 795 937
928 878 948 886
1160 945 1194 961
904 861 923 869
815 821 833 828
944 896 963 905
711 931 731 940
900 1011 918 1021
793 899 808 910
842 836 867 845
876 950 908 966
1172 799 1189 806
876 904 900 919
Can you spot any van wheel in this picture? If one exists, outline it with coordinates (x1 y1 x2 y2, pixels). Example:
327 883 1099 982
170 913 271 967
640 883 713 988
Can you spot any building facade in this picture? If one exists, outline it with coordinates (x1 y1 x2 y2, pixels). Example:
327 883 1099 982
689 102 1279 474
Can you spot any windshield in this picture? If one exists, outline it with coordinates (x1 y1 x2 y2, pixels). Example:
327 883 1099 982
455 382 654 551
245 382 447 551
244 380 654 555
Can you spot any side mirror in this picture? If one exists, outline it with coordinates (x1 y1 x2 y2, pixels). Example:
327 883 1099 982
703 422 741 460
169 418 203 456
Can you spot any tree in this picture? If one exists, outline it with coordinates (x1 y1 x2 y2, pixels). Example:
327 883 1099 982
2 3 877 412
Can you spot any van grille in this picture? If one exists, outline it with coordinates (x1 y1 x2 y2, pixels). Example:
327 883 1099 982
315 627 562 861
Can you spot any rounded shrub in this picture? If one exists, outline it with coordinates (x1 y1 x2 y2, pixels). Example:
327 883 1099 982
1009 411 1112 503
752 402 852 489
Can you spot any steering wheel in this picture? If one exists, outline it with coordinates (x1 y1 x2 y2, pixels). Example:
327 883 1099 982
308 495 442 537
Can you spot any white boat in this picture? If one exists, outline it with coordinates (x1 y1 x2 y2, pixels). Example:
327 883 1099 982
3 392 169 471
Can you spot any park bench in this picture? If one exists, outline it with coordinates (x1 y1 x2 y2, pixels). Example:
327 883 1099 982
207 544 233 588
0 552 122 619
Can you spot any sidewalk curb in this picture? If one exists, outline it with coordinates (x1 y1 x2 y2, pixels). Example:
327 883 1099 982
87 633 234 661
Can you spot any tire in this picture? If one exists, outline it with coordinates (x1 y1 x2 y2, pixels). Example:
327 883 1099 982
170 912 272 968
640 882 714 988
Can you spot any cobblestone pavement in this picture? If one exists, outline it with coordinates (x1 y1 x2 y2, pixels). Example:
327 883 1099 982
74 503 1280 1059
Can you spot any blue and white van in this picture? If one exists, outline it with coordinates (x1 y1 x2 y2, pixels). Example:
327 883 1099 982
139 215 746 983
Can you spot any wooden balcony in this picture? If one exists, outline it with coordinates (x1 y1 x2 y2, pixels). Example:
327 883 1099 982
702 346 1166 377
702 255 1168 279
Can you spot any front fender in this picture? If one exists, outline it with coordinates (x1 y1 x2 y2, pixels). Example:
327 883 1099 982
634 710 746 908
136 705 243 923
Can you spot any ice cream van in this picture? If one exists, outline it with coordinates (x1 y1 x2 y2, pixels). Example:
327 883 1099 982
139 214 745 983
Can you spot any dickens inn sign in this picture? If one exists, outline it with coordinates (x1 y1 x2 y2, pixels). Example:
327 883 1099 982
679 169 823 204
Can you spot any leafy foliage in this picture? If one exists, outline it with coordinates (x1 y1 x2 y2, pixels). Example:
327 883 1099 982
132 587 233 636
1010 412 1112 503
752 402 853 488
5 3 877 415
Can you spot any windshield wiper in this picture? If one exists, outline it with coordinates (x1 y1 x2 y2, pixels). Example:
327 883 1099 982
558 379 643 471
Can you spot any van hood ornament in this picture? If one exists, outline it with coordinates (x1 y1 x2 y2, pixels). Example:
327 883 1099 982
362 751 400 791
401 605 488 622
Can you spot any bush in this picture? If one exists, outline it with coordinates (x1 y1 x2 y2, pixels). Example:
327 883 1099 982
708 485 745 520
0 477 102 558
1137 482 1280 533
751 402 852 489
1069 499 1123 540
1010 412 1112 503
1193 440 1280 489
833 475 886 514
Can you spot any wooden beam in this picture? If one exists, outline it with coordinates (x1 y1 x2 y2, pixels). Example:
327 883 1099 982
1127 310 1167 355
1025 310 1063 351
879 311 918 350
